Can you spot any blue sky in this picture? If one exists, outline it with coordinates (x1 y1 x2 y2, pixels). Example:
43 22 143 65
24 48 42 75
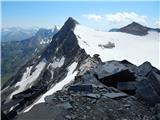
2 1 160 30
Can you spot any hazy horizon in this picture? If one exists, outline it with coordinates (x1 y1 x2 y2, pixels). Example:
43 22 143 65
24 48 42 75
2 1 160 30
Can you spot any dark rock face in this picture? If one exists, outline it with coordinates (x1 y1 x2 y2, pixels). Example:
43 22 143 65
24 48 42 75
147 72 160 95
136 72 160 105
96 69 136 88
136 78 160 105
42 17 79 60
116 22 160 36
1 111 10 120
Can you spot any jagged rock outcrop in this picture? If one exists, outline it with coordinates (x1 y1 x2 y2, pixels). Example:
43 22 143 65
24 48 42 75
14 60 160 120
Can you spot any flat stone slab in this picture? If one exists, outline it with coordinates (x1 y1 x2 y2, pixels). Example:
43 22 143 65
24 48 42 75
82 93 101 99
102 92 128 99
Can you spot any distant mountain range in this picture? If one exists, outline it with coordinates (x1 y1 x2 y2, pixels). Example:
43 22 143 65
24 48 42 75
1 26 60 85
1 26 61 42
1 27 38 42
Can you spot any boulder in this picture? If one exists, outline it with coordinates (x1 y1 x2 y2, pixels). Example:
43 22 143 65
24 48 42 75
136 61 152 76
147 71 160 95
136 78 160 105
95 61 128 79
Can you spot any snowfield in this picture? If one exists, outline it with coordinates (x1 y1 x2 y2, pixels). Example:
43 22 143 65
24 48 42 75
24 62 78 112
10 59 47 98
74 25 160 68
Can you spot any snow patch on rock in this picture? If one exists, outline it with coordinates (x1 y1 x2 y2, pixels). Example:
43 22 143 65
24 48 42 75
10 59 47 98
48 56 65 70
24 62 78 112
40 38 51 45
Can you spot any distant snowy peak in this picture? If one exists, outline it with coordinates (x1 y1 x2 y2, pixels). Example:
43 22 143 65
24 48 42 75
110 22 160 36
52 25 61 33
2 26 60 42
35 27 57 37
35 26 60 45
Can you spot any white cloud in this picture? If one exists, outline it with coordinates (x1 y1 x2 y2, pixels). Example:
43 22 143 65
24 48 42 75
83 14 102 21
105 12 147 25
155 21 160 28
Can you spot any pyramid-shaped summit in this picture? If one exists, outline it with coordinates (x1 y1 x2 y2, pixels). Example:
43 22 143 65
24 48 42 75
60 17 79 31
117 21 149 36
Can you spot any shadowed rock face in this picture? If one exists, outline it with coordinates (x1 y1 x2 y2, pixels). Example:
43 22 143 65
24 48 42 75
96 70 136 88
42 17 79 60
116 22 160 36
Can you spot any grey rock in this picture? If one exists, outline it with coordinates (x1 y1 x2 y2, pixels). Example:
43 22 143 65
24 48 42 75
102 92 128 99
83 93 101 99
137 61 152 76
57 102 73 110
136 78 160 105
68 84 93 93
147 71 160 95
86 106 91 110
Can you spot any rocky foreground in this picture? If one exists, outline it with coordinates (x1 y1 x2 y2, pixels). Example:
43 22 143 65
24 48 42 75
11 56 160 120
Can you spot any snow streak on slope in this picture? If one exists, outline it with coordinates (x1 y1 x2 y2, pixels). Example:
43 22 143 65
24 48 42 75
74 25 160 68
24 62 78 112
10 59 47 98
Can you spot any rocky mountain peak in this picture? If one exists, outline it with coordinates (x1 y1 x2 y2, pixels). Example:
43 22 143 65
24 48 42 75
66 17 79 25
129 21 144 27
42 17 80 60
117 21 149 36
59 17 79 33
